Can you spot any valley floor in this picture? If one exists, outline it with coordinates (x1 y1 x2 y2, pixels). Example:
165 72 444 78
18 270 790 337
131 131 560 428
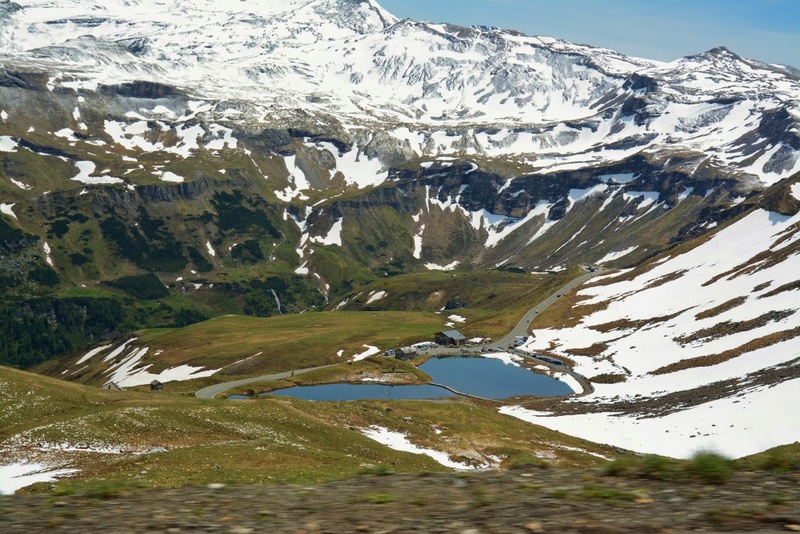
2 468 798 533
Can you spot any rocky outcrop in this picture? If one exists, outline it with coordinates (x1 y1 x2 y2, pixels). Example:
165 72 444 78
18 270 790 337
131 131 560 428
98 81 182 99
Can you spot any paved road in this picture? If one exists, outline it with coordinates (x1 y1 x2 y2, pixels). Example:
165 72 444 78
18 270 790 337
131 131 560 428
195 365 336 399
426 266 606 353
423 266 607 396
197 267 606 399
494 266 606 348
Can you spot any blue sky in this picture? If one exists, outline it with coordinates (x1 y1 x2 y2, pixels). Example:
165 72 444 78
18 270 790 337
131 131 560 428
379 0 800 68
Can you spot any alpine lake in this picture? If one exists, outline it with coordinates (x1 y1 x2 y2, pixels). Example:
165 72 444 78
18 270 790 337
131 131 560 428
229 356 573 401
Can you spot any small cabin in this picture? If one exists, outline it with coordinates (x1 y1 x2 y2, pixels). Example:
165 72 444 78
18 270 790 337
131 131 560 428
396 347 418 361
101 381 124 391
435 330 467 347
150 380 164 391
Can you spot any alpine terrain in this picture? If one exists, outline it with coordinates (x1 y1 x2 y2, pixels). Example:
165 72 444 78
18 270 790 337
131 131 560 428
0 0 799 495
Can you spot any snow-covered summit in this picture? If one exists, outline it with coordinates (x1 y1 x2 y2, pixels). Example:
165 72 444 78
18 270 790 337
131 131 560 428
0 0 798 184
1 0 795 123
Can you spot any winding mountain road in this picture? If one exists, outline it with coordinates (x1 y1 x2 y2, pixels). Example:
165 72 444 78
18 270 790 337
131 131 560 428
494 266 606 349
196 266 606 400
196 365 336 399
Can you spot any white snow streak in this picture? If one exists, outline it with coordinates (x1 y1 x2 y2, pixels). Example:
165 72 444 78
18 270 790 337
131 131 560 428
360 426 479 470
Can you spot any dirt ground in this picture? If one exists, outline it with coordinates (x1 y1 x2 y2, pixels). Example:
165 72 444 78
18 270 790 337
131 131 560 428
2 467 799 533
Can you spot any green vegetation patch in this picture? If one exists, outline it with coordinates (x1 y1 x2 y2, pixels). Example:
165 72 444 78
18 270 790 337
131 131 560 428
135 311 445 372
105 273 169 300
0 216 38 252
211 190 282 239
0 297 126 368
99 213 188 273
604 451 735 484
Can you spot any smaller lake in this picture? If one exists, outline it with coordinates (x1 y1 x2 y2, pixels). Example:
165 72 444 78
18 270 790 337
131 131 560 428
247 357 572 401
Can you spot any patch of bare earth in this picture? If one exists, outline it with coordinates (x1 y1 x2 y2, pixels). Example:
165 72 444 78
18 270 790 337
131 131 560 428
759 280 800 299
655 325 800 375
673 310 796 346
643 269 688 289
588 373 628 384
565 343 610 357
535 300 608 329
695 296 748 320
591 310 688 334
3 469 800 533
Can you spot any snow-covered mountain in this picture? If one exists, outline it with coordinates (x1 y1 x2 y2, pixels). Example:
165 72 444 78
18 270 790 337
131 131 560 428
1 0 798 180
0 0 798 296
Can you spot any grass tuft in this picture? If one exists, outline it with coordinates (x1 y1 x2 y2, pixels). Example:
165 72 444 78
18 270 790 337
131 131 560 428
358 464 394 476
361 493 396 504
605 451 734 484
687 451 734 484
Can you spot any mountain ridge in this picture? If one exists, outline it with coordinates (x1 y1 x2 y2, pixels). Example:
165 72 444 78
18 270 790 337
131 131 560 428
0 0 797 363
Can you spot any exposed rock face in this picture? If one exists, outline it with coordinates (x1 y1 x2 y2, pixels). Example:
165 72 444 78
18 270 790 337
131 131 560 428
98 82 182 99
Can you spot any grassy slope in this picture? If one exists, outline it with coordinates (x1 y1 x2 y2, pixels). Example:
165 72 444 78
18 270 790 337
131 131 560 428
332 268 581 338
34 267 578 387
1 365 625 493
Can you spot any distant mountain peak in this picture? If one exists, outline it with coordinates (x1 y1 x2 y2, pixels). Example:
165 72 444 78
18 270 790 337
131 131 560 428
0 0 797 183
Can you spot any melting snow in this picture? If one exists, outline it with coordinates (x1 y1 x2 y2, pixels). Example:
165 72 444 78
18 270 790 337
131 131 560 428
412 223 425 259
42 242 53 266
425 261 460 271
75 344 113 366
365 291 387 305
509 207 800 458
596 246 638 264
0 136 18 152
360 426 480 471
350 345 380 362
310 218 343 246
1 203 17 220
71 161 123 185
309 141 388 189
482 352 523 367
10 178 32 190
623 191 660 209
104 345 220 388
501 377 800 459
598 173 636 183
54 127 75 139
0 463 78 495
159 171 185 183
791 182 800 201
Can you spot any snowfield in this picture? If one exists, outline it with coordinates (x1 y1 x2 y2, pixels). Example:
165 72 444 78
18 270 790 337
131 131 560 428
502 207 800 458
501 376 799 459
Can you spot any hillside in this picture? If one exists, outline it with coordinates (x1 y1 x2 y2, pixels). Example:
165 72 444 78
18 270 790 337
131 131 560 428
503 178 800 458
1 0 799 372
0 364 624 494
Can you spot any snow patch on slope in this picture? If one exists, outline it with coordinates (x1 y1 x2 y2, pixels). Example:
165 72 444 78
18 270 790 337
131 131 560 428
360 426 486 470
506 207 800 458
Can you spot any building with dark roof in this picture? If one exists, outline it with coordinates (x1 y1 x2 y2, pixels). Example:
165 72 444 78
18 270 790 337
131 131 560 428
435 330 467 346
